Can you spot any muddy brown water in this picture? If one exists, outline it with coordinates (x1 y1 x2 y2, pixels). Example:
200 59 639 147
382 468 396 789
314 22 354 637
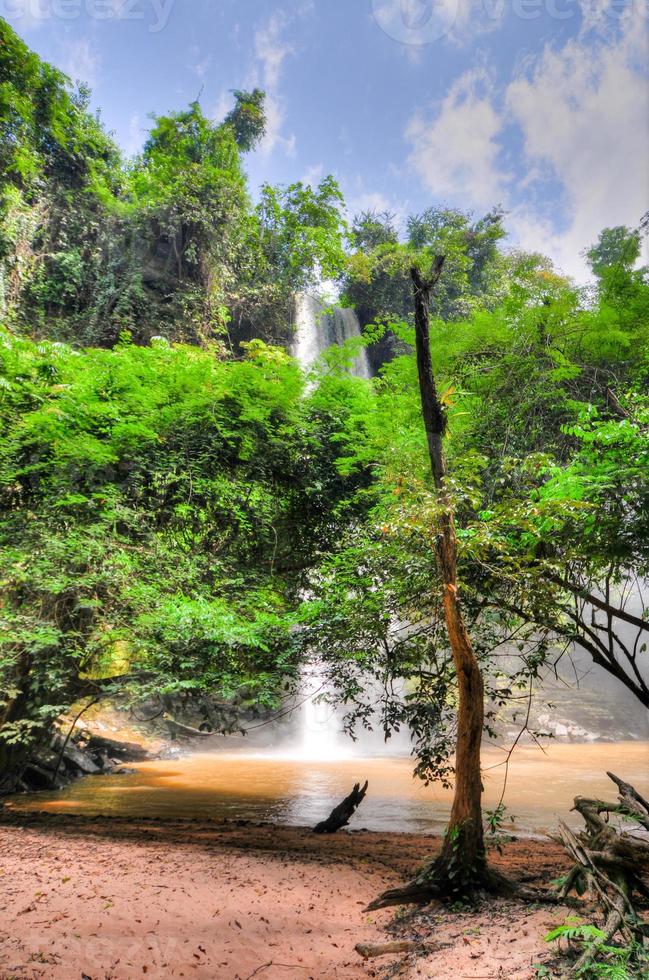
8 741 649 836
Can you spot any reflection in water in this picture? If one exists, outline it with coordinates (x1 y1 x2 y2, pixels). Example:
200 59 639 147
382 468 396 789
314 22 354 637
10 742 649 837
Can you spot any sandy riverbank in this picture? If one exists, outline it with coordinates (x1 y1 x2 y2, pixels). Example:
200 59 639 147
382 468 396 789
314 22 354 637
0 814 572 980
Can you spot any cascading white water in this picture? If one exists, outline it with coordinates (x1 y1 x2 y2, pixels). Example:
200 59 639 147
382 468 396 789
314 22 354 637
289 297 372 759
298 678 354 761
264 674 411 762
291 293 371 380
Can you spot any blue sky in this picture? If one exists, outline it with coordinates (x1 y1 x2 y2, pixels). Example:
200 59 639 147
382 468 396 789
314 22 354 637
4 0 648 278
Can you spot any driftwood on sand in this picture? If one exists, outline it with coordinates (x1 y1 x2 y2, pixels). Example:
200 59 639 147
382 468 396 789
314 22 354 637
554 771 649 975
313 781 368 834
354 940 430 959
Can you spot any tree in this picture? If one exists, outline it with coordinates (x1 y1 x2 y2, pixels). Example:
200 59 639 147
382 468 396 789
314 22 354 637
487 396 649 708
410 258 487 891
340 206 508 372
350 209 399 250
255 177 348 290
586 224 642 278
0 22 345 354
223 89 266 152
366 258 497 906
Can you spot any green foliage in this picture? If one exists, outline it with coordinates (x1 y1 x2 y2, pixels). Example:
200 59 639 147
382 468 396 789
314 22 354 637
340 205 509 368
223 89 266 152
2 17 648 802
484 803 516 852
256 177 348 289
0 328 368 777
0 20 120 199
545 918 649 979
301 220 649 777
350 210 399 250
0 20 347 351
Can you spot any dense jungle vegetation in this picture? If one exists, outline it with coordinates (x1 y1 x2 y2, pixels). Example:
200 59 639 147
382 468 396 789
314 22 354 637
1 13 648 863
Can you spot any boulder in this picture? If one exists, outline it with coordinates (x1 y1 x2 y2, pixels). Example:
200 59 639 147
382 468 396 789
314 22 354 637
61 743 101 775
84 735 151 762
23 763 67 791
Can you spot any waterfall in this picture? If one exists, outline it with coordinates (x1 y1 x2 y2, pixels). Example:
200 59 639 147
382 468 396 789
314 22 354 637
298 681 353 761
250 667 415 762
291 293 371 379
286 294 372 760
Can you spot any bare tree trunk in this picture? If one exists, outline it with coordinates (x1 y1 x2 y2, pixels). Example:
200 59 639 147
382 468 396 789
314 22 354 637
367 258 491 909
412 260 486 886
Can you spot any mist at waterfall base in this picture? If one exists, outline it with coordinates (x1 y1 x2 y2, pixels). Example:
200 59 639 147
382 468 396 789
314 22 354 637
9 296 648 833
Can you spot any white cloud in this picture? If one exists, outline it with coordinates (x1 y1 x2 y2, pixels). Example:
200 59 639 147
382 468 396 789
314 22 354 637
406 67 508 211
505 9 649 277
301 164 325 188
404 10 649 279
261 93 296 157
254 11 294 90
211 90 232 124
123 112 144 157
189 46 211 80
245 9 308 158
344 187 410 237
59 37 99 87
346 190 392 216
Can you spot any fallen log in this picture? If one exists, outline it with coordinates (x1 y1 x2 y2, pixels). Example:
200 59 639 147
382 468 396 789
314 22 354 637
313 781 368 834
354 941 424 959
607 771 649 831
554 772 649 977
164 716 215 739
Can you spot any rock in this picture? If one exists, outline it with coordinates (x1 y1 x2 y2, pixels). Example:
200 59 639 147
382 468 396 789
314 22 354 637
22 764 67 791
61 743 101 775
93 752 115 771
31 747 61 772
84 735 151 762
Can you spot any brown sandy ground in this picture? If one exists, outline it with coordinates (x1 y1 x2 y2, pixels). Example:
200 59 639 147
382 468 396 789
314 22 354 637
0 814 572 980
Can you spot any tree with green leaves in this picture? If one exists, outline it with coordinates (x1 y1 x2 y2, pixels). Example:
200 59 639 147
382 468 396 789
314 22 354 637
302 221 648 905
365 258 525 905
223 89 266 152
0 20 349 353
341 206 508 371
0 328 371 791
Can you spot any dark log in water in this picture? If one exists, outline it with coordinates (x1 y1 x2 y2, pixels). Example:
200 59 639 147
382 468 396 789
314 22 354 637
313 780 368 833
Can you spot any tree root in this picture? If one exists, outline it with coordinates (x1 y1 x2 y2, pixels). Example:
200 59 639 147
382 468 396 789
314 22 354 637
554 772 649 978
365 878 443 912
365 860 557 912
